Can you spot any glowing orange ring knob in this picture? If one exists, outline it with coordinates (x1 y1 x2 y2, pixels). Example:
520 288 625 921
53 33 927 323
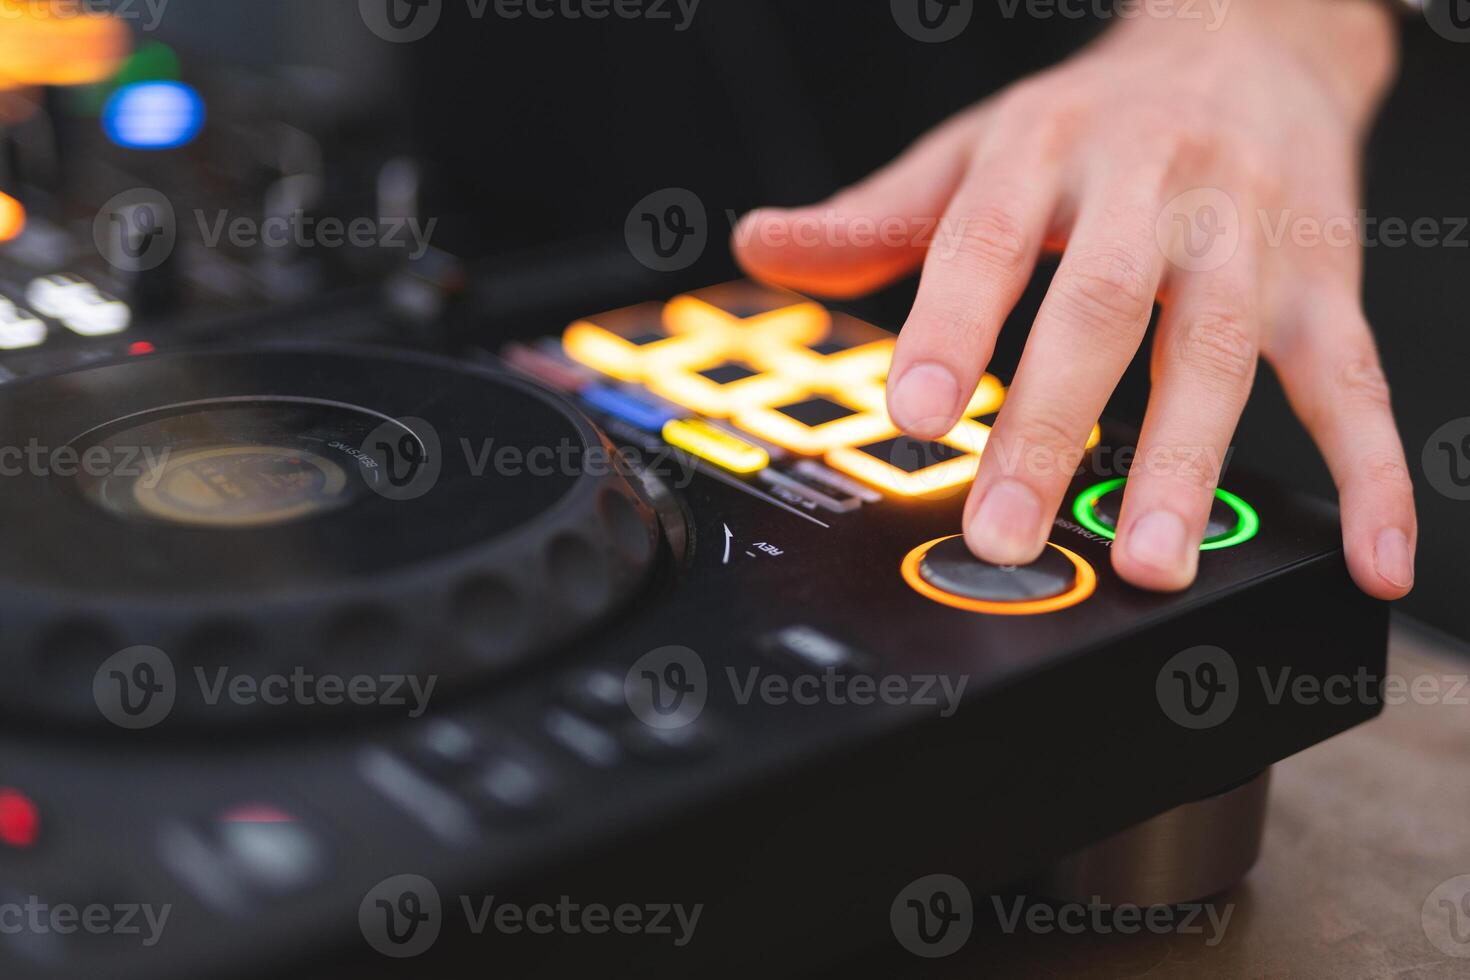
900 536 1097 616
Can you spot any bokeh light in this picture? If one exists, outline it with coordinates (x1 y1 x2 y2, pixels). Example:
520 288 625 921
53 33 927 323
102 81 206 150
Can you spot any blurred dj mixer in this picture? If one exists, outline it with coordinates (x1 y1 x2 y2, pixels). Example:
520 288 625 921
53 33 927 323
0 29 450 386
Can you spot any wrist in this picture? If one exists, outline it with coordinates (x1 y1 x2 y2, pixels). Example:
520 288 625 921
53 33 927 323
1253 0 1400 123
1103 0 1399 127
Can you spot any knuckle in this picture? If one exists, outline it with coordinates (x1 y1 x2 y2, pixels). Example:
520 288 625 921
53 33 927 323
912 297 982 348
1058 244 1157 329
996 411 1090 478
1337 349 1393 409
1356 450 1412 490
1134 444 1220 493
1232 148 1284 204
1176 309 1258 389
988 78 1082 162
993 77 1060 125
950 205 1030 274
1135 111 1201 157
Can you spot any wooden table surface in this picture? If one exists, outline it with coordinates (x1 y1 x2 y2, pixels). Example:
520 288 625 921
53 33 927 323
823 619 1470 979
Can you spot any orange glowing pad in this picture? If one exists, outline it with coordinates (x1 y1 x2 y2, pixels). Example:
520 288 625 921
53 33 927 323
645 357 803 419
958 409 1103 453
825 433 981 498
563 302 725 382
744 313 896 385
0 2 131 88
679 280 816 320
848 373 1004 419
663 295 830 352
732 394 898 456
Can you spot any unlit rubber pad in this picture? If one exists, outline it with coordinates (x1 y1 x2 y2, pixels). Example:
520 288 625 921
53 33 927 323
1092 490 1237 540
918 538 1076 603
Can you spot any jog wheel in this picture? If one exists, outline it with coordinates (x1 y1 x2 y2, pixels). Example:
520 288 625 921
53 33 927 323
0 347 665 726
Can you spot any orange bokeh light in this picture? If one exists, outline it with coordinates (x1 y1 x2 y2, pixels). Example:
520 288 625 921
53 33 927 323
0 1 131 89
0 192 25 243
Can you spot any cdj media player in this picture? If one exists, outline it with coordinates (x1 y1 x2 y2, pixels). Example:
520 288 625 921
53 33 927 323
0 280 1386 978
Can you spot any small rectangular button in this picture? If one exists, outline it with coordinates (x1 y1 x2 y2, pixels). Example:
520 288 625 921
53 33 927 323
544 709 622 768
758 468 860 513
501 341 595 392
582 384 676 432
0 304 44 350
793 460 882 503
760 625 871 674
463 756 550 821
662 418 769 475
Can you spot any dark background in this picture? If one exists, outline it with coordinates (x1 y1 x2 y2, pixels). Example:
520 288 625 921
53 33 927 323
154 0 1470 642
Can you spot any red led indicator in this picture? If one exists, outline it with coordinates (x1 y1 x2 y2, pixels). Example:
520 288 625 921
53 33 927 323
219 803 295 824
0 788 40 849
128 341 156 356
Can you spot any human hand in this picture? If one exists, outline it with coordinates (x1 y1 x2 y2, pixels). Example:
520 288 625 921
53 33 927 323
734 0 1414 598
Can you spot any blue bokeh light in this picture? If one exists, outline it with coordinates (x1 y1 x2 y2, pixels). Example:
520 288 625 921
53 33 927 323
102 82 206 151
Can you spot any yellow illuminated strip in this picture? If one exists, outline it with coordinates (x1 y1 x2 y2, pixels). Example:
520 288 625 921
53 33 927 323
731 403 898 456
901 537 1097 616
562 320 721 383
662 418 769 475
0 2 130 88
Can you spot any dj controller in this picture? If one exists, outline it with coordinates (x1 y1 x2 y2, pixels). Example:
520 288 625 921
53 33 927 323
0 33 1389 980
0 278 1389 978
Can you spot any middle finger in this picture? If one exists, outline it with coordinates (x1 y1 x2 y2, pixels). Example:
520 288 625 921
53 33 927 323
963 165 1167 565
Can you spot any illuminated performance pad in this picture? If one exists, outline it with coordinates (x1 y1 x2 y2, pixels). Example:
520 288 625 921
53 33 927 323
559 280 1099 500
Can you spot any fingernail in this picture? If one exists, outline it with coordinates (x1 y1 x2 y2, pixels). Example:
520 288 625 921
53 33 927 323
967 479 1043 564
889 361 960 438
1126 510 1191 573
1374 527 1413 590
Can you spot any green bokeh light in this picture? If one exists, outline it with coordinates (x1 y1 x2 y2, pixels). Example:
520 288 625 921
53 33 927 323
68 41 181 117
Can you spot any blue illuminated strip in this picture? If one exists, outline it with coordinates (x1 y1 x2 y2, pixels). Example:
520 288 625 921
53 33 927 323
581 384 676 432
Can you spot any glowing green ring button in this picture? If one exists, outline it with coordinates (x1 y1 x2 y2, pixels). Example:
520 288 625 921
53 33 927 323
1072 478 1259 551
